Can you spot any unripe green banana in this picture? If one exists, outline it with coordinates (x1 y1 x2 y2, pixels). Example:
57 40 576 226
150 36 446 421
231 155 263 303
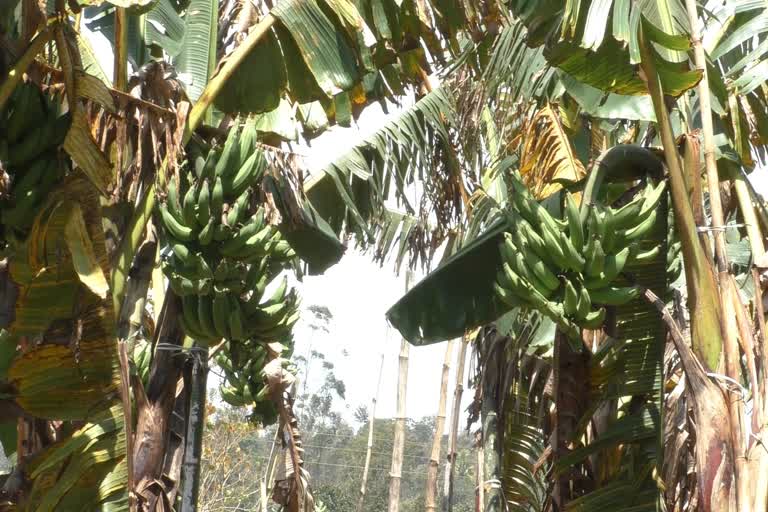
211 176 224 215
226 192 249 227
213 223 233 242
538 222 571 271
197 294 219 340
181 295 206 336
228 296 246 340
584 237 605 277
628 245 661 265
619 208 658 244
228 150 267 198
219 210 267 256
520 243 560 292
215 124 242 179
558 232 586 272
196 179 211 223
638 180 667 219
179 311 210 340
239 119 258 157
220 385 249 406
182 183 199 227
564 191 584 250
611 194 644 230
226 225 275 260
584 246 630 289
166 176 183 220
575 285 591 320
562 278 579 316
167 270 212 296
580 307 606 329
261 276 289 307
159 204 195 241
589 285 642 306
501 237 553 298
198 217 216 246
201 147 221 180
600 207 617 253
212 289 231 338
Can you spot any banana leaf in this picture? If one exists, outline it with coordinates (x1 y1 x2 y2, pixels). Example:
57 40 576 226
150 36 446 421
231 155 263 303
386 216 511 345
4 175 125 505
21 404 127 512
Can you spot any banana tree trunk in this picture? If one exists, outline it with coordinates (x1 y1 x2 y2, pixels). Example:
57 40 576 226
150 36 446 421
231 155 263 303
552 329 590 509
132 293 186 510
638 27 724 372
481 407 501 512
180 345 208 512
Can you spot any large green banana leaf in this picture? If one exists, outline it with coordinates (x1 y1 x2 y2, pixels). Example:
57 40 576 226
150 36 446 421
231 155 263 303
508 0 701 96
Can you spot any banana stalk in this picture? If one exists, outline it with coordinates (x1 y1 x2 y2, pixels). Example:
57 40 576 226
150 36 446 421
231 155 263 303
638 26 724 372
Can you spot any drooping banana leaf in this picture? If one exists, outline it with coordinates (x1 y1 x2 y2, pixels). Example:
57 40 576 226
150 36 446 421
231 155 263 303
3 175 125 506
20 404 127 512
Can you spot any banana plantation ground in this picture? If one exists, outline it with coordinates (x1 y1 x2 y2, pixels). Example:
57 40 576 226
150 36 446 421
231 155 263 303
4 0 768 511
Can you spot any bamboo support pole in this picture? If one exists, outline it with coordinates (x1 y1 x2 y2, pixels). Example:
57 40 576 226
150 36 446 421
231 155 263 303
443 336 469 512
355 334 387 512
425 340 455 511
388 270 414 512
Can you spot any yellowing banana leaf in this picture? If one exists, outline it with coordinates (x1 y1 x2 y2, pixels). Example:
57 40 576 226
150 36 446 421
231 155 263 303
76 71 117 113
22 404 126 512
9 335 120 420
10 176 113 337
64 202 110 300
63 111 113 196
272 0 362 96
518 105 586 199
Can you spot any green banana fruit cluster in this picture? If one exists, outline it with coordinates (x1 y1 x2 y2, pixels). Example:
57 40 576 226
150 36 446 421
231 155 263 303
496 175 668 335
132 340 152 387
216 341 271 416
157 119 301 424
158 119 300 343
0 82 71 245
215 340 282 424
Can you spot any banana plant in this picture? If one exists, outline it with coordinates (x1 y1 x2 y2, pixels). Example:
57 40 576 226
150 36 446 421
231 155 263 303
1 0 495 510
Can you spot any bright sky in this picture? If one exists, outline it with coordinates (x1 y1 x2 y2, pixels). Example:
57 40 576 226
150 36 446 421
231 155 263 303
289 98 478 427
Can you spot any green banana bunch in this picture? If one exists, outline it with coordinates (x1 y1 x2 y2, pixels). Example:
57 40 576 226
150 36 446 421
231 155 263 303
158 118 302 427
496 177 667 334
132 341 152 386
0 82 71 245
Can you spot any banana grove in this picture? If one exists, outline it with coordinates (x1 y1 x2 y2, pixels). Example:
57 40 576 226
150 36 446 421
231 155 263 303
2 0 768 512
